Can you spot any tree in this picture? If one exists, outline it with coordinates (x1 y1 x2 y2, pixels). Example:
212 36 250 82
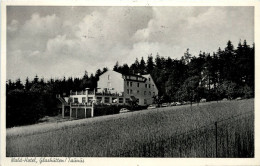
113 61 119 72
139 57 146 74
152 95 163 107
15 78 24 90
239 85 253 99
7 89 47 127
120 64 130 75
221 40 235 81
25 77 31 90
181 48 192 65
218 80 237 100
178 76 200 107
102 67 108 74
95 69 102 80
146 54 154 73
130 58 140 74
129 96 138 109
155 53 163 69
33 75 39 84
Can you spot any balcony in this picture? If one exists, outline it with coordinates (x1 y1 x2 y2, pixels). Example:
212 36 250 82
70 91 86 95
95 92 124 97
71 103 92 107
70 90 124 97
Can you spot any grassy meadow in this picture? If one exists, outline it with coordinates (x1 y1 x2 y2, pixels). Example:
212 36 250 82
6 99 254 157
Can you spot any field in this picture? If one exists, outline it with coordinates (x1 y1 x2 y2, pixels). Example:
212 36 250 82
6 99 254 157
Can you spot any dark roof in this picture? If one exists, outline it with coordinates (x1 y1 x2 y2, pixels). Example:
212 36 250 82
122 74 147 82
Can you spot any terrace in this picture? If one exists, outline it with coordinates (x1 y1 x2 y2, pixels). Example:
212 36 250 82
70 90 124 97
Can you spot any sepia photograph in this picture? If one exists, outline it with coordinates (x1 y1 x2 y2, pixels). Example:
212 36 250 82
1 1 259 165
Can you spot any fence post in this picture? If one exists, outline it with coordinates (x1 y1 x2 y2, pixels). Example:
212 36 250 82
215 121 218 157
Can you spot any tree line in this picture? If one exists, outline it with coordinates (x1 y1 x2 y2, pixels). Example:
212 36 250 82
6 40 254 127
114 40 254 102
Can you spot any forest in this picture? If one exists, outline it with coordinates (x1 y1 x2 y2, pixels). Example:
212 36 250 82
6 40 254 127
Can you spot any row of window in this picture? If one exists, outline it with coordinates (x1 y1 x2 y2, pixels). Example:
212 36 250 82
126 81 153 89
73 97 93 103
73 97 150 105
124 75 146 82
126 89 155 96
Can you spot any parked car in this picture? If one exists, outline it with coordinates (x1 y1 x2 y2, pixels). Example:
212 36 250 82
200 98 207 103
222 98 228 101
147 105 156 109
236 97 242 100
161 103 168 107
181 101 187 105
175 102 182 106
170 102 176 106
119 108 129 113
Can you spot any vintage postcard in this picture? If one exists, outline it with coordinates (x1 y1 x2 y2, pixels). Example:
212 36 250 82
1 0 260 166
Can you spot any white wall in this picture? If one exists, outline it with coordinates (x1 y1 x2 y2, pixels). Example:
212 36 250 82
97 70 124 94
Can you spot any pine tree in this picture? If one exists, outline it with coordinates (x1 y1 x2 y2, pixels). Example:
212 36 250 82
139 57 146 74
33 75 39 84
113 61 119 72
146 54 154 74
25 77 31 90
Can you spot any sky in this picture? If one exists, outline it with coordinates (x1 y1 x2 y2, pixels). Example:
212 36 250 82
6 6 254 81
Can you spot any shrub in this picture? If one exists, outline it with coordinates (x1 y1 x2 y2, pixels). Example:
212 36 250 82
6 89 47 128
94 105 131 116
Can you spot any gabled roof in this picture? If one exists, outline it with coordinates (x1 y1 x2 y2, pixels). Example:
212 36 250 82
142 74 158 91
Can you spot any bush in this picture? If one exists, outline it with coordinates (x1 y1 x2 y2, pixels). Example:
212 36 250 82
94 105 131 117
93 104 149 117
6 89 47 128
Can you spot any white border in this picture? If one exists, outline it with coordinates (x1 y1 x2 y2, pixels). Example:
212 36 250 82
1 0 260 166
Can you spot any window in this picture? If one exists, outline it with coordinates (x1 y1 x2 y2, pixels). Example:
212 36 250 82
107 82 111 87
82 97 86 103
136 98 139 104
74 98 78 103
112 97 117 103
144 99 147 105
88 97 93 103
97 97 102 103
149 78 151 81
144 91 146 95
119 98 123 103
130 82 132 87
127 81 129 86
149 84 151 88
145 84 147 88
125 98 130 103
104 97 110 103
149 91 151 96
137 83 139 87
137 90 139 94
108 75 110 80
127 89 130 94
130 89 133 94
